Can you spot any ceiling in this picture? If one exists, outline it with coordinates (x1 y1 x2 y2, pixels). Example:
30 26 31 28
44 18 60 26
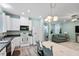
2 3 79 21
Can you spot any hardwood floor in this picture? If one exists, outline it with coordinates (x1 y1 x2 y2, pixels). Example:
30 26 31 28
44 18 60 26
12 45 39 56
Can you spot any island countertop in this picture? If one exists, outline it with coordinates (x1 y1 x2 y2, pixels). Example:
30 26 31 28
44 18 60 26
0 34 20 52
0 37 14 52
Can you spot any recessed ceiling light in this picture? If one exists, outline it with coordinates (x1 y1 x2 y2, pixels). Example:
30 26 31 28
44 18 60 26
64 20 66 22
22 12 25 15
0 3 12 9
53 16 58 21
27 9 31 13
39 16 42 18
45 19 48 22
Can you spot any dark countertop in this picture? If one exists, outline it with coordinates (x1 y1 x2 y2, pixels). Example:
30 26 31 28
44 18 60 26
0 43 8 52
0 37 14 52
0 30 32 52
0 35 20 52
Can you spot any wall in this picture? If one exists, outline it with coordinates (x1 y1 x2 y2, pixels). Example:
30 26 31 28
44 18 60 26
61 21 79 42
32 17 44 44
54 24 60 34
51 21 79 42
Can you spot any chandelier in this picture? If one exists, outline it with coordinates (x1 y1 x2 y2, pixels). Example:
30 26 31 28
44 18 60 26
45 3 58 22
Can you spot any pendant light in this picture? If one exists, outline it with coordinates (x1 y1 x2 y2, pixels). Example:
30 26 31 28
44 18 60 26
45 3 58 22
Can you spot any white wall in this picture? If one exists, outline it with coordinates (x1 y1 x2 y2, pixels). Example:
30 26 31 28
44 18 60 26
32 17 44 44
61 21 79 42
62 22 75 42
54 24 60 34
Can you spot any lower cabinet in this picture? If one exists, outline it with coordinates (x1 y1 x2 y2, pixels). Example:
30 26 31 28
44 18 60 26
11 39 15 55
28 36 32 45
0 48 6 56
11 36 33 55
11 37 22 55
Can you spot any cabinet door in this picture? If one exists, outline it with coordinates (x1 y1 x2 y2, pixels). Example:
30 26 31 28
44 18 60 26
28 36 32 45
11 37 22 55
6 16 12 30
0 14 3 33
11 18 20 30
11 39 15 55
2 13 7 32
11 40 14 55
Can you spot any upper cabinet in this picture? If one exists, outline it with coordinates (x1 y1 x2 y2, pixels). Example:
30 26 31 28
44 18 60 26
0 13 3 33
6 15 11 31
0 8 21 33
0 9 7 33
9 17 20 31
0 8 32 32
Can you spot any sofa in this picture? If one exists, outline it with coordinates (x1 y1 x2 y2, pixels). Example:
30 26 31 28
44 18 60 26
52 34 69 43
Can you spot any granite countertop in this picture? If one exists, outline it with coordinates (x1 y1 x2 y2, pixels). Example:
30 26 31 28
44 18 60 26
0 42 8 52
0 36 17 52
0 30 21 53
0 30 27 52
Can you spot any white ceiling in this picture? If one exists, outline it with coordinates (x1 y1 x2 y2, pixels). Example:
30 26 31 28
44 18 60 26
2 3 79 20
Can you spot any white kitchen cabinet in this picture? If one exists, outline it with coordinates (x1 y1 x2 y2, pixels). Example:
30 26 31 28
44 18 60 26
14 37 22 47
11 38 15 55
11 37 22 55
0 9 3 33
10 18 20 30
0 11 7 33
0 14 3 33
0 48 6 56
11 37 17 55
6 17 20 31
20 32 33 46
6 15 12 31
2 13 7 32
28 36 33 45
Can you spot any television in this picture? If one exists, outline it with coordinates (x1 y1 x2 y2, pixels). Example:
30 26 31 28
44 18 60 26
20 26 29 31
75 26 79 33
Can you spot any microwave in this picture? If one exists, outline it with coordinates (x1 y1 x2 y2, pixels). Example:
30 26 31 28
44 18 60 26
20 26 29 31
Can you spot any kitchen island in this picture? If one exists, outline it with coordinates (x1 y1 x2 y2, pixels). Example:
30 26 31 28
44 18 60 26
0 35 20 56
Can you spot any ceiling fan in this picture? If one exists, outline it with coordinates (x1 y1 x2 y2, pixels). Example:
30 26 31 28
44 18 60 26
71 15 79 22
